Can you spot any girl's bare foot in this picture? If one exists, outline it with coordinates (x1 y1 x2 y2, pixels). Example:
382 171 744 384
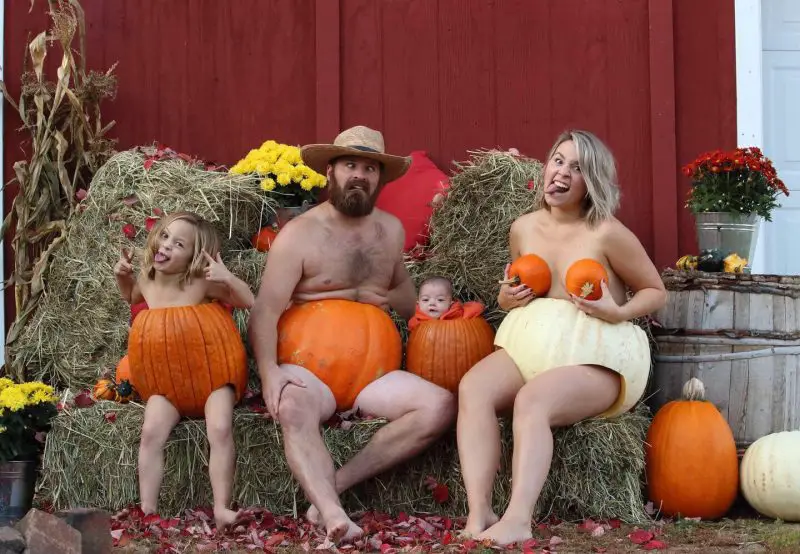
214 506 244 531
461 509 499 537
476 517 533 546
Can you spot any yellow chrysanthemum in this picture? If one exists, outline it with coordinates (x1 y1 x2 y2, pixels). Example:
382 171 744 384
0 378 14 391
30 389 57 405
300 178 314 191
260 178 276 191
276 173 292 186
0 387 28 412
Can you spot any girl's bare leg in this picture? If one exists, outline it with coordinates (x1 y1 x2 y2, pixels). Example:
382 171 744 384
138 395 180 515
205 386 242 530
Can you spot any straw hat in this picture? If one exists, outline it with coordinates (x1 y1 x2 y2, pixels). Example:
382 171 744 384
300 126 411 184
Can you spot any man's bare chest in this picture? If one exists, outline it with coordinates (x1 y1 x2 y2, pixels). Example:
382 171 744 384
306 229 395 287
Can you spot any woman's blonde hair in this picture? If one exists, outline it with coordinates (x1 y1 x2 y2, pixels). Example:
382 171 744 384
533 129 621 226
141 211 221 286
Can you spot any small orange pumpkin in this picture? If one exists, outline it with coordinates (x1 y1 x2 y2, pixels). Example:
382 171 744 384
406 317 495 393
128 302 248 417
502 254 551 297
565 258 609 300
252 227 278 252
277 299 402 411
93 378 118 401
645 377 739 519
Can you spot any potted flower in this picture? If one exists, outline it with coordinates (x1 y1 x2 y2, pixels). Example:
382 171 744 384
0 377 59 524
229 140 328 230
683 146 788 270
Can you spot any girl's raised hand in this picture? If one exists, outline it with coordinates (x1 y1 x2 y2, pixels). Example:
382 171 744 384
114 248 134 277
202 250 233 284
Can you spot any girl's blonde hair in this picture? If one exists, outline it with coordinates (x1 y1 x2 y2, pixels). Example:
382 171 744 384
533 129 621 226
141 211 221 286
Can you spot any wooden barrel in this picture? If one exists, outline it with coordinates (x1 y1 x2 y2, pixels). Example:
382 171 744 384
649 269 800 448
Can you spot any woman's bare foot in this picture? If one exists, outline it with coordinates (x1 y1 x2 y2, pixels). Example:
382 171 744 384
460 509 499 537
476 517 532 546
324 511 363 544
214 506 244 531
306 504 322 526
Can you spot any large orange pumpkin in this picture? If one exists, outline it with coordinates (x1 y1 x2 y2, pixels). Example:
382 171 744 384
504 254 551 297
565 258 609 300
277 299 402 411
406 317 495 393
645 377 739 519
127 301 248 417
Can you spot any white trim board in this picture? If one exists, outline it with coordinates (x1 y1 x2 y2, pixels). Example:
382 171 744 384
734 0 767 274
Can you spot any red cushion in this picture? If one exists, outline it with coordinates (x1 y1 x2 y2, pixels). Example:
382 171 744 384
375 150 449 252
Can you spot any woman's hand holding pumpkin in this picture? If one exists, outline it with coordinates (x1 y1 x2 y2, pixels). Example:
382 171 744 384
570 280 625 323
262 364 306 418
500 263 535 310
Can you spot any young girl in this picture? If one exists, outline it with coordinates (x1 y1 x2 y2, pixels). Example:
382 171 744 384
114 211 255 530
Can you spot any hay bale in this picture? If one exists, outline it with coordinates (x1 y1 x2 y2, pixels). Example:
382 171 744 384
408 150 543 326
9 148 276 390
39 400 650 523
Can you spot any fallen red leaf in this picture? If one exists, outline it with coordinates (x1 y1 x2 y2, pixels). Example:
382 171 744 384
578 518 600 533
591 526 605 537
592 547 608 553
122 195 140 207
122 223 136 239
642 540 668 550
74 390 95 408
104 412 117 423
549 535 564 547
144 158 155 171
76 188 87 201
432 483 449 504
145 217 160 232
608 519 621 529
629 529 655 544
153 207 164 216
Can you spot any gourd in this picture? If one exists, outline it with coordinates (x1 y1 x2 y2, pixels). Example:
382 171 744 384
276 299 402 411
645 377 739 519
406 317 495 393
740 428 800 522
92 379 118 401
252 226 278 252
500 254 552 297
565 258 609 300
676 254 698 271
127 302 248 417
696 249 725 272
723 253 747 274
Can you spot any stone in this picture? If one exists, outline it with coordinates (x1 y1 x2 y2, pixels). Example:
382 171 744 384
56 508 112 554
0 526 26 554
14 509 80 554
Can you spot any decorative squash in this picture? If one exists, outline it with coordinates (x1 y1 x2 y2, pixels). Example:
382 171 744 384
740 428 800 522
645 377 739 519
696 249 725 272
500 254 551 297
127 302 248 417
113 355 136 403
252 226 278 252
723 252 747 274
676 254 698 271
93 379 118 401
277 299 402 411
565 258 609 300
406 315 495 393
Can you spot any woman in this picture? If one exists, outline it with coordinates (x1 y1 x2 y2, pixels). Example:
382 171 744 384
456 130 666 546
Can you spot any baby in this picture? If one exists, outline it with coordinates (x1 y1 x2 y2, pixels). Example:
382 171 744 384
409 276 484 329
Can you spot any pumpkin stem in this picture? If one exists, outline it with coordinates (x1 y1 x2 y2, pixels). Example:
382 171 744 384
580 282 595 298
682 377 706 401
498 276 520 286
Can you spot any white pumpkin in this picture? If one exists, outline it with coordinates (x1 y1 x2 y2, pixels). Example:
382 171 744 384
740 428 800 522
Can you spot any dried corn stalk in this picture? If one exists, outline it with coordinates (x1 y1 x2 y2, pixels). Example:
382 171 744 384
1 0 117 379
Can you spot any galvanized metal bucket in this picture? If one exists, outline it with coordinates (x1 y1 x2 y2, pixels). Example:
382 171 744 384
695 212 760 271
0 461 38 525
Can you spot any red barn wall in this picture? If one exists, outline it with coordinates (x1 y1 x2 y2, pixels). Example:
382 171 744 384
2 0 737 331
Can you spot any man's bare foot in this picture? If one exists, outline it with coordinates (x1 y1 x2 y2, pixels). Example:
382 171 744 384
476 517 532 546
214 506 244 531
460 510 499 537
306 504 322 526
324 512 363 544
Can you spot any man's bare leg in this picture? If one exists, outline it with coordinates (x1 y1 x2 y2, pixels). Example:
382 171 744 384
306 371 456 524
276 364 362 543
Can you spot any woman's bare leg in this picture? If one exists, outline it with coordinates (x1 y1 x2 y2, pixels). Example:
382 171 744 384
457 350 525 536
477 364 620 546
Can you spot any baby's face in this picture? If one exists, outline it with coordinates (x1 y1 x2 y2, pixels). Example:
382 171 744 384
418 283 453 319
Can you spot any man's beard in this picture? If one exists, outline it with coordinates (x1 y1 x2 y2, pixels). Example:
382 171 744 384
329 174 380 217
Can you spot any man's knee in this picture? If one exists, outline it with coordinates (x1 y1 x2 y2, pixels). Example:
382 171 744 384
277 387 317 430
422 387 457 434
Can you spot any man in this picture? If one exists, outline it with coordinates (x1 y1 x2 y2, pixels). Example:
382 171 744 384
248 126 456 543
